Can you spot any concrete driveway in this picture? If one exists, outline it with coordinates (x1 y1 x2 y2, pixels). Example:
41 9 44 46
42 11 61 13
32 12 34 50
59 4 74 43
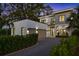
6 38 60 56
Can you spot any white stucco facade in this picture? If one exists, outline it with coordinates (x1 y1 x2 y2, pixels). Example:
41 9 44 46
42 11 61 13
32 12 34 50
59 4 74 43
11 19 48 36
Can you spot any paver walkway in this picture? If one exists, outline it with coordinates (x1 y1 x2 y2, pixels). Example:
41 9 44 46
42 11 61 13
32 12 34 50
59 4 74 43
6 38 60 56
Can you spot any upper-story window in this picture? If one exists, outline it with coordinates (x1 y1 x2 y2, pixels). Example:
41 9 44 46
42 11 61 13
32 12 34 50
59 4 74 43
59 15 65 22
40 19 46 23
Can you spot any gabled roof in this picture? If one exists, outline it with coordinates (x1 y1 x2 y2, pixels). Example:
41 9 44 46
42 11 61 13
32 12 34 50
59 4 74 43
39 8 74 18
53 8 73 14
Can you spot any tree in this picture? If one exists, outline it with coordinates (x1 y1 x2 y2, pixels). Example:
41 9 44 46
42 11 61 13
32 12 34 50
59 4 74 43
67 6 79 36
0 3 53 29
67 7 79 29
8 3 53 22
0 4 5 28
0 4 3 16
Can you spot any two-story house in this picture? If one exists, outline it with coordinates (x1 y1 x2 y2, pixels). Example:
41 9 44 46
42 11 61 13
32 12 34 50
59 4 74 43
11 8 73 40
39 8 73 37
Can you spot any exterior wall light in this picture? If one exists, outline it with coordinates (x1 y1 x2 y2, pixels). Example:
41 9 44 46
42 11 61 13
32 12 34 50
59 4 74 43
71 17 73 20
36 30 38 34
36 27 38 30
36 27 38 34
27 30 29 34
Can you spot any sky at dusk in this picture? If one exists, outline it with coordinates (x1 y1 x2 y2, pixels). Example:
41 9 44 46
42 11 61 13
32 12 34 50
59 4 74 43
2 3 79 16
48 3 79 11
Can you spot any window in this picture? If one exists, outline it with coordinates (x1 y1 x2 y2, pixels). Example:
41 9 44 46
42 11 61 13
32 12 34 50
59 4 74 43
41 20 45 23
59 15 65 22
40 19 45 23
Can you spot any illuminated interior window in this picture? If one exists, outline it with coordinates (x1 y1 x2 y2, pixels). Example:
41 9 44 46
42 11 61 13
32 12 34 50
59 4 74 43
59 15 65 22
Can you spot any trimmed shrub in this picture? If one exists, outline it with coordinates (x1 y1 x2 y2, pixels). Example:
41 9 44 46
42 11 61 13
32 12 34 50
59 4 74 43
0 29 11 35
50 40 73 56
72 29 79 36
50 36 78 56
67 36 78 48
0 34 38 55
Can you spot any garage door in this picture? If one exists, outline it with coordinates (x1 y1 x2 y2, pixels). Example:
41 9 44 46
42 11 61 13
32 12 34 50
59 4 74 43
38 29 46 40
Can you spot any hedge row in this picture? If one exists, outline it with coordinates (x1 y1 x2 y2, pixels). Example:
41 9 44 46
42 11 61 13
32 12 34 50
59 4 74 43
0 34 38 55
0 29 11 35
50 36 78 56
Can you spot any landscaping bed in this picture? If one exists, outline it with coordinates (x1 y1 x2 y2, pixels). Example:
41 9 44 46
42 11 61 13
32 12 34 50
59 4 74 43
0 34 38 55
49 36 79 56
